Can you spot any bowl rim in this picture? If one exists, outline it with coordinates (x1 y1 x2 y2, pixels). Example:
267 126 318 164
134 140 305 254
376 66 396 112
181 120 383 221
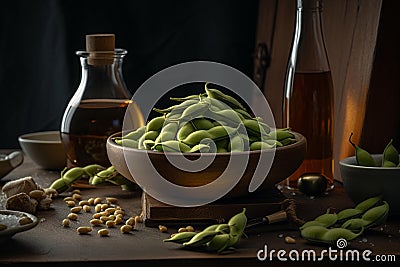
18 131 62 144
339 154 400 170
107 131 306 156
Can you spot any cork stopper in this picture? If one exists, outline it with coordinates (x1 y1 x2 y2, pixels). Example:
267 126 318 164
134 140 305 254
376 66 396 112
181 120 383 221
86 34 115 65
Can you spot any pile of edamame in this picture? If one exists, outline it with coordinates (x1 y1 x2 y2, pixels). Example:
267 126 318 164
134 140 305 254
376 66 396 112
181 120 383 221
300 196 389 245
114 83 296 153
163 208 247 254
49 164 135 194
349 133 400 167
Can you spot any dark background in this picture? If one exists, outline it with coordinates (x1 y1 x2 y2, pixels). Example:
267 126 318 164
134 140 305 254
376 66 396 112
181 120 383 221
0 0 258 148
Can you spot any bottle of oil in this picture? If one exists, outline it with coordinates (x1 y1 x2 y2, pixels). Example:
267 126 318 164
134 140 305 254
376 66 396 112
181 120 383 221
283 0 334 190
61 34 144 167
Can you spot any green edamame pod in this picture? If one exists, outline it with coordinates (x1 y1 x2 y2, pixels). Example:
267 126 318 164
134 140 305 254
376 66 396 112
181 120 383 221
155 122 179 143
122 126 146 140
209 109 242 126
228 135 245 152
177 122 196 141
61 167 85 184
341 218 366 231
361 201 389 228
382 139 399 166
349 132 376 167
163 232 197 244
300 212 337 230
178 102 210 121
250 141 274 151
190 118 215 130
182 130 212 146
322 227 363 243
189 144 211 153
170 94 204 102
215 138 229 151
354 196 381 213
205 83 246 111
235 108 253 120
336 208 363 223
166 99 200 119
270 129 295 141
206 234 230 253
83 164 105 177
215 223 230 234
49 178 70 194
208 126 236 140
153 140 191 153
146 116 165 132
280 138 296 146
202 224 219 232
116 139 139 148
142 130 159 141
228 208 247 237
183 231 218 247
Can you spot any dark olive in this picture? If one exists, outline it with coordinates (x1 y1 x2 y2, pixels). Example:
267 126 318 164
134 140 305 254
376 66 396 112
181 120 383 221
297 173 328 196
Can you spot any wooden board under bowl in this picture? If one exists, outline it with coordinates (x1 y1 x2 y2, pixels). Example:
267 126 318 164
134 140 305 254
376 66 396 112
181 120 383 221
141 186 286 227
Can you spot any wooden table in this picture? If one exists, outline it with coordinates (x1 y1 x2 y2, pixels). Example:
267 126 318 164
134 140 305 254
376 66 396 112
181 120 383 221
1 150 399 266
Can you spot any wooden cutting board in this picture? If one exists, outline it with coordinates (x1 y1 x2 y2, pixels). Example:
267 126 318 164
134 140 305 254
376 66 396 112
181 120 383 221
142 187 286 227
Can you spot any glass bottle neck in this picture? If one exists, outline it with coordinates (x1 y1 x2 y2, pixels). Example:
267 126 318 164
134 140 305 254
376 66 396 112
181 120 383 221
296 0 330 72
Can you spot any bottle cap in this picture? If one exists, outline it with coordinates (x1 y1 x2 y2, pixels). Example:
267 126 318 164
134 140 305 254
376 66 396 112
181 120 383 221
86 34 115 65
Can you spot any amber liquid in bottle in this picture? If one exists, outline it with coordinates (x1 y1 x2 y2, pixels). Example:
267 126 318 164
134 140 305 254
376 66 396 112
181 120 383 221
61 99 131 167
285 71 334 189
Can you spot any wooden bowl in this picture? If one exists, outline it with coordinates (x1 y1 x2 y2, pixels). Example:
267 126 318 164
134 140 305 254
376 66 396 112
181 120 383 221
107 132 306 200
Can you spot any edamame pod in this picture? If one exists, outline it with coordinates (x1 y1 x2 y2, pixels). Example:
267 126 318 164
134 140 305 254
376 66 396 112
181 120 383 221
183 231 218 247
177 122 196 141
163 232 197 244
349 132 376 167
155 122 179 143
205 83 246 111
121 126 146 140
146 116 165 132
354 196 381 213
170 94 204 102
300 212 337 230
189 144 211 153
228 208 247 237
228 135 245 152
270 129 295 141
190 118 215 130
206 234 230 253
250 141 274 151
49 178 70 194
336 208 363 223
83 164 105 177
382 139 399 166
153 140 191 153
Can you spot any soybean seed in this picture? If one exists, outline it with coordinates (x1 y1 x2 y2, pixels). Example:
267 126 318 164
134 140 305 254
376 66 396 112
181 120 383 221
120 224 132 233
70 206 82 213
178 227 188 233
134 215 142 224
126 217 135 226
93 213 102 219
115 214 123 220
71 189 81 194
114 210 124 216
100 204 109 211
159 225 168 233
68 213 78 220
90 219 102 226
108 215 116 221
100 216 109 223
186 226 195 232
79 200 90 206
83 205 91 212
285 236 296 244
62 219 70 227
77 226 92 235
106 221 116 228
106 197 118 204
66 201 76 207
19 216 33 225
98 229 109 237
95 204 102 213
44 188 58 197
64 197 75 202
105 208 116 215
88 198 95 205
94 197 102 205
72 193 82 201
29 189 44 200
114 217 123 225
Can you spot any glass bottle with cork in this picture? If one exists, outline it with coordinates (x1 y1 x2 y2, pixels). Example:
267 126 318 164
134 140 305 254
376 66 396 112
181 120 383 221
283 0 334 190
61 34 144 167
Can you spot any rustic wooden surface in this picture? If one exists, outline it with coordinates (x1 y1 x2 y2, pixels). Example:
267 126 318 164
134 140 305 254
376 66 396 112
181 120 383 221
0 150 399 266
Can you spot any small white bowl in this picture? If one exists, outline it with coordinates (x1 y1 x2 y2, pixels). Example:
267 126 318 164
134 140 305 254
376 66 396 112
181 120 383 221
339 154 400 214
18 131 67 170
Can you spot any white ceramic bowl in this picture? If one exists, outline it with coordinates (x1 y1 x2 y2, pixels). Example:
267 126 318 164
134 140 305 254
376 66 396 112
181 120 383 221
18 131 67 170
339 154 400 214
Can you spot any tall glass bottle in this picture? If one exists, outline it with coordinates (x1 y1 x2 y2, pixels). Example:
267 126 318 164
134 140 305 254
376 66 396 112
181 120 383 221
283 0 334 189
61 34 144 167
